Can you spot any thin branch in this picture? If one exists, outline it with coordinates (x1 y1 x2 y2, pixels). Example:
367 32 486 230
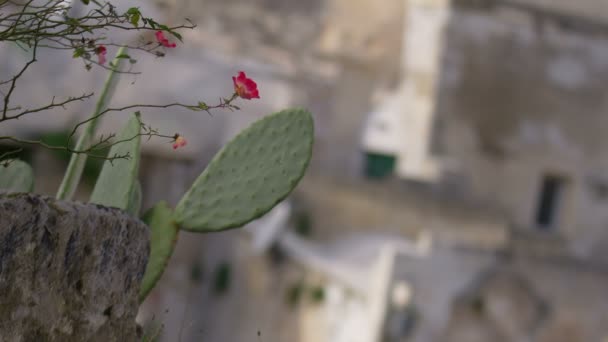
0 128 176 163
66 95 240 147
2 38 38 119
0 93 94 122
0 147 23 165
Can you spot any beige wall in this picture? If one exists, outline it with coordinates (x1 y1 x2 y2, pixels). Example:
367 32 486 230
435 1 608 258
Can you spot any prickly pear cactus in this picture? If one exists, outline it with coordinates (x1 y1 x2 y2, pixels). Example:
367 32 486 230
139 201 179 302
174 108 314 231
139 108 314 302
0 160 34 193
126 180 142 217
90 113 141 210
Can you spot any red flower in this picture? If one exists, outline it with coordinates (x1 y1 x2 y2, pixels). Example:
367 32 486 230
95 45 107 65
155 31 177 48
172 135 187 150
232 71 260 100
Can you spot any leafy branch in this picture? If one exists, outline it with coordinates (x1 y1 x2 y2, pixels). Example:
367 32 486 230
0 0 198 168
65 94 242 148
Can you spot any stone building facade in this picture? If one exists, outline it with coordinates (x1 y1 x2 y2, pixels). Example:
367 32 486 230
130 0 608 341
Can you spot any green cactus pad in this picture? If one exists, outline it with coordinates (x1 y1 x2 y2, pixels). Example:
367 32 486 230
175 108 314 231
139 201 179 302
0 160 34 193
90 113 141 210
126 180 142 217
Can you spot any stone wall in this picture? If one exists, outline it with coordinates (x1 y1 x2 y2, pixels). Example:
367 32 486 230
294 175 508 250
435 0 608 260
442 254 608 342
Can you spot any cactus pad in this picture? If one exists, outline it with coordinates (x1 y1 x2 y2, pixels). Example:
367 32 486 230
139 201 179 302
0 160 34 193
174 108 314 231
126 180 142 217
90 113 141 210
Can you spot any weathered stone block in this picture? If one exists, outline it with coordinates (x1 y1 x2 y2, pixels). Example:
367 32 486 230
0 193 149 342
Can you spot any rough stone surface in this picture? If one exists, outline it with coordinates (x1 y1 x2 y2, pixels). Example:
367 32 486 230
0 193 149 342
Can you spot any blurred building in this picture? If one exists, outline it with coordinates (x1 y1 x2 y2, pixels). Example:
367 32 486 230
134 0 608 341
3 0 608 341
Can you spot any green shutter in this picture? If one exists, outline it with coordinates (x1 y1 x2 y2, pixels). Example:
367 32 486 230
364 152 396 179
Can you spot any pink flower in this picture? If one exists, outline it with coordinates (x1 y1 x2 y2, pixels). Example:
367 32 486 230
232 71 260 100
95 45 107 65
155 31 177 48
172 135 187 150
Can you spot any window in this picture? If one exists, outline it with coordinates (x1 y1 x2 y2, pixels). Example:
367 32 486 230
364 152 396 179
534 175 567 230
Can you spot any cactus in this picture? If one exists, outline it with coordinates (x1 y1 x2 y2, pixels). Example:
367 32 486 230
127 180 142 217
138 201 179 302
90 112 142 210
0 160 34 193
137 108 314 302
56 47 128 201
0 0 318 323
174 108 314 231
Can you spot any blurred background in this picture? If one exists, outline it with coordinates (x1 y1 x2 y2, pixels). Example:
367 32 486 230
3 0 608 341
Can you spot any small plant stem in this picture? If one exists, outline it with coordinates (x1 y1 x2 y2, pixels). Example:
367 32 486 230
56 46 127 200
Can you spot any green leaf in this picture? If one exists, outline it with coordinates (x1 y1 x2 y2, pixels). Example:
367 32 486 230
139 202 179 302
168 30 183 42
115 54 131 59
174 108 314 232
89 112 141 210
73 47 85 58
146 18 158 29
0 160 34 193
126 7 140 15
66 18 79 27
81 0 90 4
130 13 140 27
